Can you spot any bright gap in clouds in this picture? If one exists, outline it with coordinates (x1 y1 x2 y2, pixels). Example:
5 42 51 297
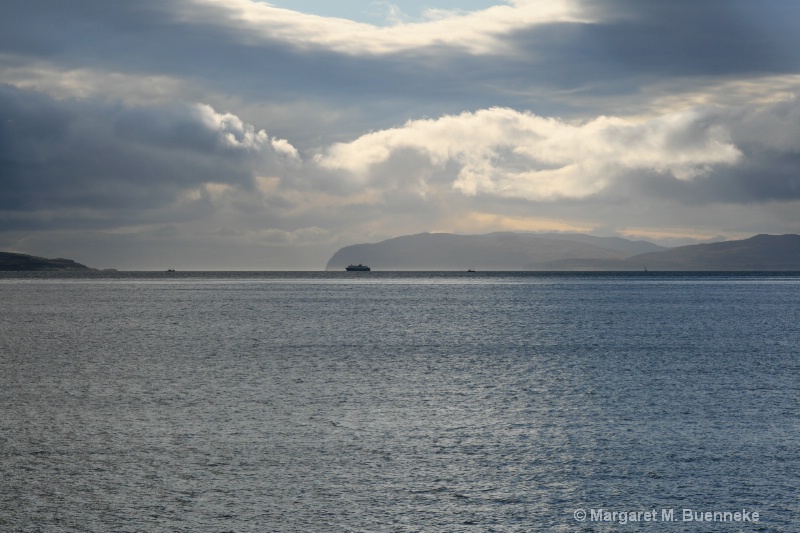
263 0 505 25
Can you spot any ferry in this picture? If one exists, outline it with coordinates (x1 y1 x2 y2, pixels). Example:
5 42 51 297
346 264 370 272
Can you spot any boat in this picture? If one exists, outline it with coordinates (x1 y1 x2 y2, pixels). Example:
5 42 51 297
467 268 475 273
346 264 370 271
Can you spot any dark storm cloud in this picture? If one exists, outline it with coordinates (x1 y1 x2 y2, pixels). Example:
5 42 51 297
629 147 800 206
495 0 800 105
0 1 171 64
0 86 289 228
707 151 800 203
694 100 800 204
575 0 800 76
0 0 514 113
3 0 799 113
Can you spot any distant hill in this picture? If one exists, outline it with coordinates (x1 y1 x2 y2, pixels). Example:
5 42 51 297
0 252 93 271
629 234 800 271
326 232 664 271
527 232 667 256
326 232 800 271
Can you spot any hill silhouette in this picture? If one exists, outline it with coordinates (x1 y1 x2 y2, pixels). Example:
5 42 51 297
326 232 663 271
629 234 800 271
0 252 92 271
326 232 800 271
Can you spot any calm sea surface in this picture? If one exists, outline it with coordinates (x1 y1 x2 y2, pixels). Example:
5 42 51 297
1 272 798 532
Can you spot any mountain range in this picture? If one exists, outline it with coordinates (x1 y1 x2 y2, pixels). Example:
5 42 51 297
326 232 800 271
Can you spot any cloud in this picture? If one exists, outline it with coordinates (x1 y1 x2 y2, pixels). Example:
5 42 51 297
5 83 797 240
315 106 742 201
114 102 299 158
174 0 586 55
574 0 800 76
2 1 800 268
250 226 330 245
4 0 798 132
0 86 297 228
0 59 194 104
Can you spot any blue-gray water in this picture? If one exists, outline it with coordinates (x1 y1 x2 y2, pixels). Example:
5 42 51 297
1 272 798 532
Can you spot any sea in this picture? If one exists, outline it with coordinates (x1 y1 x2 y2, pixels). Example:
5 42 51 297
1 271 798 532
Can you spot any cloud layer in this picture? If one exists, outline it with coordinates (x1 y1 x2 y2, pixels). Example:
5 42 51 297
1 0 799 268
0 87 296 227
317 106 745 200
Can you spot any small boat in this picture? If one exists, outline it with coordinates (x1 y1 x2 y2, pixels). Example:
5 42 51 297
346 264 370 272
467 268 475 273
166 269 176 272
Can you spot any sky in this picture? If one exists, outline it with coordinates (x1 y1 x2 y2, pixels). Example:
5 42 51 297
1 0 800 270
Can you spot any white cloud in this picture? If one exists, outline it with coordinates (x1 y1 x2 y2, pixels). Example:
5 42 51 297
315 106 742 200
270 137 300 161
0 57 199 105
644 74 800 115
193 103 271 150
179 0 587 55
